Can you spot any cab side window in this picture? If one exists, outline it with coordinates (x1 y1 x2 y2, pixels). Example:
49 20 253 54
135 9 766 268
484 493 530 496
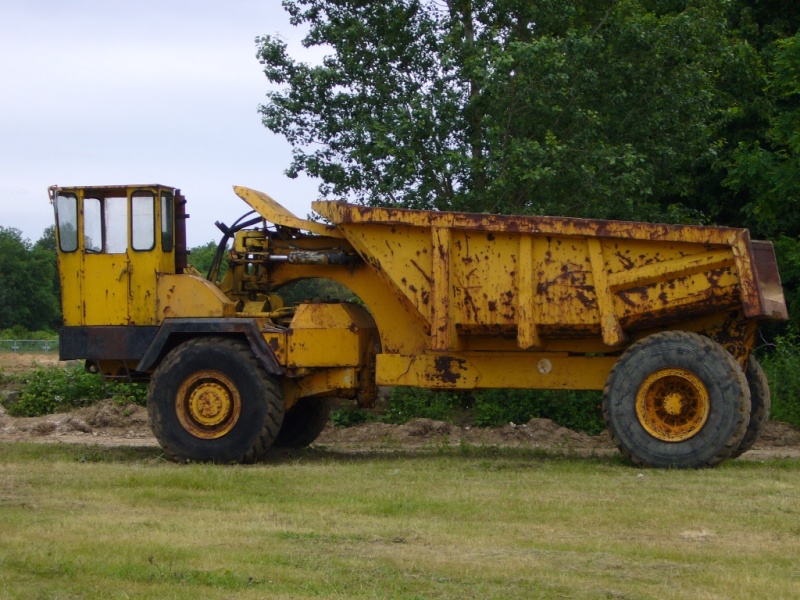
161 191 174 252
55 193 78 252
132 191 155 251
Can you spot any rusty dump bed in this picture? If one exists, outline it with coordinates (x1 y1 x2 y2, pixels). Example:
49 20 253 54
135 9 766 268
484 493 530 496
311 201 788 352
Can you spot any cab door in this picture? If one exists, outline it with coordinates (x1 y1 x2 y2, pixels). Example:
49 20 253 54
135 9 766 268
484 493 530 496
126 189 164 325
80 188 171 326
81 194 130 325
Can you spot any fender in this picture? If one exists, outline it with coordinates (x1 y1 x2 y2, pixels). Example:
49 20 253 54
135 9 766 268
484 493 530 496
136 318 284 375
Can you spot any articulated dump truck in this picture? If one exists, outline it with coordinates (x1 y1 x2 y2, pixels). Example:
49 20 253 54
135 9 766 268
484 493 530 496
49 184 788 468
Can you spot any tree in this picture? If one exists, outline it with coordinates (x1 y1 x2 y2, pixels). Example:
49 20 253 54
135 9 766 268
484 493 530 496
187 241 223 279
727 32 800 238
258 0 744 221
725 31 800 331
0 227 61 332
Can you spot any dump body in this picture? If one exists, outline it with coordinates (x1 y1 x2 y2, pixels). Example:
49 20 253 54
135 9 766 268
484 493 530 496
313 201 786 354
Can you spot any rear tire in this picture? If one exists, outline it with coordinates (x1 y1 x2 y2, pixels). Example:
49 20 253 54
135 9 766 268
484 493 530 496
147 337 284 463
603 331 750 468
731 356 771 458
273 397 333 448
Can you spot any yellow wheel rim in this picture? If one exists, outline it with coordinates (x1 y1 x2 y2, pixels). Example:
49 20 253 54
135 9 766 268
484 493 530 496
635 368 710 442
176 370 242 439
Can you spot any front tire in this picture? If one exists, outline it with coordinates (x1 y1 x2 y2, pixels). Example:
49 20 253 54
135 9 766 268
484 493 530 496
147 337 284 463
603 331 750 468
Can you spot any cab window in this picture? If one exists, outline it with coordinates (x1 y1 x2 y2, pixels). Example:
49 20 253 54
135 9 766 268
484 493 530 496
55 193 78 252
81 195 127 254
132 191 155 251
161 191 174 252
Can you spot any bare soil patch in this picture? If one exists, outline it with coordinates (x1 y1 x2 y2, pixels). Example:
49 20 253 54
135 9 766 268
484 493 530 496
0 352 66 374
2 353 799 459
1 399 799 460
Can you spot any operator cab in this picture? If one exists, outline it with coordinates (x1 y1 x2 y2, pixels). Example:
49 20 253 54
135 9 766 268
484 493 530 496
49 184 188 328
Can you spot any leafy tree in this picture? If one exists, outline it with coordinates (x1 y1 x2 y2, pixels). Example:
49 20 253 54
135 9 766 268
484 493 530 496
186 241 222 278
258 0 745 221
727 32 800 238
725 32 800 331
0 227 61 331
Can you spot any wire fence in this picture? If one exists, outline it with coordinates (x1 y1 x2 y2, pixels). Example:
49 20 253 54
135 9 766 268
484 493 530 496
0 340 59 354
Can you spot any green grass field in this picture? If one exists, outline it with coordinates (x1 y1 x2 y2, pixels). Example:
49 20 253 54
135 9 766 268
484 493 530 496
1 443 798 599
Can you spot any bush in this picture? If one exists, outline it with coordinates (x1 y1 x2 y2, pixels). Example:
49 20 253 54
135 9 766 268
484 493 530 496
0 327 58 340
759 336 800 429
382 388 469 424
7 365 147 417
330 406 375 427
380 387 605 434
473 389 605 434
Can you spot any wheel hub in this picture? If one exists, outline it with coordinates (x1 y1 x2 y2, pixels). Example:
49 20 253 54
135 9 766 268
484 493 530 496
176 370 242 439
662 393 684 416
635 368 710 442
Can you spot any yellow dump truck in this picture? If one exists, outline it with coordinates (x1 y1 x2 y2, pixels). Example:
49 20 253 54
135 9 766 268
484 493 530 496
50 184 788 467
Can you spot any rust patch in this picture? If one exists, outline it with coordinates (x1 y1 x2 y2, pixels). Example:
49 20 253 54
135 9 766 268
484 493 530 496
487 232 495 241
706 267 728 288
488 301 497 312
616 290 638 308
614 251 635 270
410 259 433 284
433 356 466 384
575 287 597 309
409 284 418 293
500 290 516 319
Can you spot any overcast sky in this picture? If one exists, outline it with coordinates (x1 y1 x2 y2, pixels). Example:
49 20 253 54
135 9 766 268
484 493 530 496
0 0 324 247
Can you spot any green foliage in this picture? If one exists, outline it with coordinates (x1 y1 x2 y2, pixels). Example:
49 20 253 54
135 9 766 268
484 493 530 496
0 327 58 340
472 389 605 435
0 227 61 331
759 336 800 429
727 32 800 238
330 406 375 427
259 0 747 222
187 240 228 281
8 366 147 417
378 387 605 434
277 278 356 305
383 388 468 424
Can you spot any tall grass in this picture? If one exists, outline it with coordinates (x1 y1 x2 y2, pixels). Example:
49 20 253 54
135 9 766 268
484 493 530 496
760 335 800 428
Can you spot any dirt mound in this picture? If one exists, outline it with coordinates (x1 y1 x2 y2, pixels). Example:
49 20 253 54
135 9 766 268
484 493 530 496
1 397 799 459
315 416 613 454
74 401 150 430
11 413 93 437
755 421 800 447
461 418 613 453
0 400 153 445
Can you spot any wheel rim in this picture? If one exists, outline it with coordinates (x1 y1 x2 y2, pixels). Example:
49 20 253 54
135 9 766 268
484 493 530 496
635 368 710 442
176 370 242 439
